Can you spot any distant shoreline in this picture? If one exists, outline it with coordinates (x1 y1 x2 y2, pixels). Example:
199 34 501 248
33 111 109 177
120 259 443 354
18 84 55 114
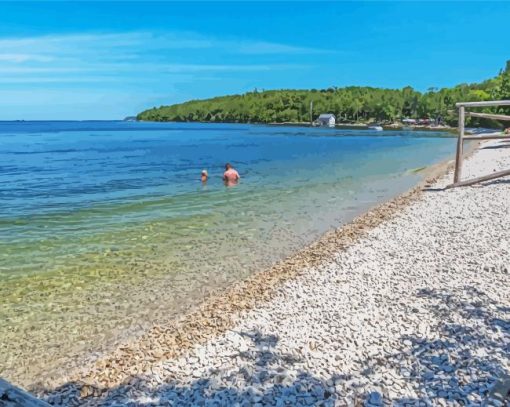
266 121 454 132
135 118 455 132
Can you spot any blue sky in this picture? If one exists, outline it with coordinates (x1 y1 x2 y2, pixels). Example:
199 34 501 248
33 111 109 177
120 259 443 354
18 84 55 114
0 1 509 120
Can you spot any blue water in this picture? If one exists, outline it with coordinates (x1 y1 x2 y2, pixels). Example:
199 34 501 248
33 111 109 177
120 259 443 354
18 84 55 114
0 121 456 384
0 121 450 218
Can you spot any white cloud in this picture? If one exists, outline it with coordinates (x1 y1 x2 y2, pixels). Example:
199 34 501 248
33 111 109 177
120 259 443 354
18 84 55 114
0 31 318 118
0 76 122 84
0 66 86 74
0 31 313 83
0 32 145 52
0 63 302 76
237 41 332 55
0 53 54 63
0 31 328 64
149 63 303 73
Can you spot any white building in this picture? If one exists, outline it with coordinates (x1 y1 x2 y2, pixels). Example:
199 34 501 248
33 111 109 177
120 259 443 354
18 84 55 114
316 113 336 127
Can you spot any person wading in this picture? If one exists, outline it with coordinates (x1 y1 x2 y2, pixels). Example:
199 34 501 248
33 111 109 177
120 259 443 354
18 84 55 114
201 169 208 184
223 163 240 186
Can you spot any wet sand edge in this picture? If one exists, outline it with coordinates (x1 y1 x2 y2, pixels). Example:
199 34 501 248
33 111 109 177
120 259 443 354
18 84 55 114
35 143 479 398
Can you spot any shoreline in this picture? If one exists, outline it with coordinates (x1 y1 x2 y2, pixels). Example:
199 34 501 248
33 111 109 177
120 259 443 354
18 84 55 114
38 136 510 406
1 127 460 392
36 189 429 395
33 143 478 398
267 122 455 132
136 119 456 132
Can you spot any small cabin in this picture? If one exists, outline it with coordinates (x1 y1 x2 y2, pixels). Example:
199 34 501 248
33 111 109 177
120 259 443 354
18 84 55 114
316 113 336 127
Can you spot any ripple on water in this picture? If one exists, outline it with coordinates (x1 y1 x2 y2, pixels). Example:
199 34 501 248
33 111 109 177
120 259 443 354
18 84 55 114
0 122 456 385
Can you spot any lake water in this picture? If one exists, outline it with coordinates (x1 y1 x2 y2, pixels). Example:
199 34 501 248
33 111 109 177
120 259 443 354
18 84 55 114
0 121 456 385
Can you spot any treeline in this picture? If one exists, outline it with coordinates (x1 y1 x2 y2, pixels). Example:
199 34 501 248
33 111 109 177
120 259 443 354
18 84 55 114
138 61 510 127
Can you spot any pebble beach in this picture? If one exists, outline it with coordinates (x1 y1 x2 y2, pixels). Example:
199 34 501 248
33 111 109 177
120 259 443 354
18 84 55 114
38 139 510 406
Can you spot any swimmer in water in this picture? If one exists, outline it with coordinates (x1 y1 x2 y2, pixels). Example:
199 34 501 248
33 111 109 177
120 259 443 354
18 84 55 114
223 163 240 186
201 169 208 183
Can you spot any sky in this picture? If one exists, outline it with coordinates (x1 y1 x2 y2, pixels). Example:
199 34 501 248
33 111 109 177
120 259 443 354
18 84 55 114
0 1 509 120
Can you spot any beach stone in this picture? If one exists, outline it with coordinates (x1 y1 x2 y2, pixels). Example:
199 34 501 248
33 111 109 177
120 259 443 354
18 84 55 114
368 391 383 405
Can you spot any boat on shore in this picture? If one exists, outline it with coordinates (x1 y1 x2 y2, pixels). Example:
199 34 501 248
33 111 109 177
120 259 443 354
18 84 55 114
368 124 383 131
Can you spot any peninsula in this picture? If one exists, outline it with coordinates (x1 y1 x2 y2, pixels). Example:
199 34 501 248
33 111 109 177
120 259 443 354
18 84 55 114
137 62 510 127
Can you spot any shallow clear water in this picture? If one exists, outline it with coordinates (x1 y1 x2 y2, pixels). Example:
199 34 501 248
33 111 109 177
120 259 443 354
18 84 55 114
0 121 455 385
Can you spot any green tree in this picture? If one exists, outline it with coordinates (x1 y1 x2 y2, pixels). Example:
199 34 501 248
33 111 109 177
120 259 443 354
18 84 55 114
136 61 509 127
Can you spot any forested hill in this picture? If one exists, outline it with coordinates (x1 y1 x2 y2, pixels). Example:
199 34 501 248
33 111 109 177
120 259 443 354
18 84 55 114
137 62 510 126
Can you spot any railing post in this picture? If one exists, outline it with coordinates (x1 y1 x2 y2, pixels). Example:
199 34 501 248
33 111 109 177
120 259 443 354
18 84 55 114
454 105 465 183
